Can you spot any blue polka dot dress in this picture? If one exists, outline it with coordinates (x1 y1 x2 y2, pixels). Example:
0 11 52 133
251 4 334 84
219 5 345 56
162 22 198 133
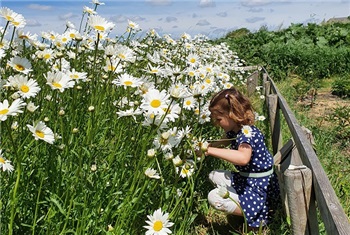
226 125 280 228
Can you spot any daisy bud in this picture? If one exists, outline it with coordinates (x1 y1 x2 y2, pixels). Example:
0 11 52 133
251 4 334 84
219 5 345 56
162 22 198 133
107 224 114 231
11 92 20 99
201 141 209 152
58 144 65 150
11 121 18 130
44 117 49 122
147 148 156 158
172 155 183 167
91 164 97 172
72 128 79 133
27 101 39 113
88 106 95 112
58 109 65 116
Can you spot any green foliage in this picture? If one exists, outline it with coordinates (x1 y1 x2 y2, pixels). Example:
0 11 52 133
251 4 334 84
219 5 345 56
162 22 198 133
331 74 350 97
325 105 350 145
214 22 350 81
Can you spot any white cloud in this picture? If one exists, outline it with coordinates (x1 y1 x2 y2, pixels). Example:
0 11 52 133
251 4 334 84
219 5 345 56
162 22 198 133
216 12 227 17
199 0 216 8
246 16 265 23
27 4 52 11
165 16 177 23
59 12 79 20
110 15 128 23
25 19 42 27
145 0 172 6
196 19 210 26
241 0 272 7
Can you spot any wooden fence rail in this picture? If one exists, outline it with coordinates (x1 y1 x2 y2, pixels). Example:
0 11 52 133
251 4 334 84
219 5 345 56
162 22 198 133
245 67 350 235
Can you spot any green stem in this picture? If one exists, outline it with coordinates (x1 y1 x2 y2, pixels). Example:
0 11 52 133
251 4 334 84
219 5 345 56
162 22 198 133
229 195 248 233
32 178 44 235
9 161 21 235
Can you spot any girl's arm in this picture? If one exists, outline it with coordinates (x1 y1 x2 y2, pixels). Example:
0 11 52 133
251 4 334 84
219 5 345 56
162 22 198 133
205 143 252 166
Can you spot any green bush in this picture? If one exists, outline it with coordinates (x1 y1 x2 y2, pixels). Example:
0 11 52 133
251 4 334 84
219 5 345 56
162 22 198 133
331 75 350 97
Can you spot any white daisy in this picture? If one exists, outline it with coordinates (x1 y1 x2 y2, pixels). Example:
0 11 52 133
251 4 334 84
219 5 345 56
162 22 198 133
169 83 190 100
242 125 253 138
144 208 174 235
183 96 196 110
112 73 143 88
68 69 88 82
186 53 200 67
0 98 25 121
140 88 170 115
7 56 32 74
144 168 160 179
179 160 195 178
114 44 136 62
27 121 55 144
83 6 96 15
0 150 14 172
127 19 140 31
217 184 229 199
5 74 41 99
88 15 115 33
45 71 75 92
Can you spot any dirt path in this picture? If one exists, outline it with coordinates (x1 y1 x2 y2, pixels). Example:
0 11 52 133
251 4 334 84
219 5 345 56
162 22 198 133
303 89 350 122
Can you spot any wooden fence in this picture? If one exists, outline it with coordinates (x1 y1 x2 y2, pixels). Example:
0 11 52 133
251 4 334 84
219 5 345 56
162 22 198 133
245 66 350 235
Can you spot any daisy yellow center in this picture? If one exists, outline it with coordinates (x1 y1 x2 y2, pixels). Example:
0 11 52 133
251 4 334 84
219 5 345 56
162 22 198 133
182 168 189 175
189 58 196 63
153 220 163 231
188 72 195 77
150 99 161 108
6 16 14 21
151 69 158 73
71 74 79 79
35 130 45 138
70 33 76 38
44 54 51 59
108 65 116 71
12 21 20 26
0 157 5 164
0 109 9 115
243 130 249 135
53 82 62 88
62 38 68 42
14 64 25 71
21 85 29 93
205 78 211 84
124 81 133 86
19 35 29 39
118 53 126 59
185 100 191 105
94 25 105 31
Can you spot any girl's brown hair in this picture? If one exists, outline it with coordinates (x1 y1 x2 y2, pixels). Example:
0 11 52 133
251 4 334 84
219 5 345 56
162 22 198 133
209 88 255 127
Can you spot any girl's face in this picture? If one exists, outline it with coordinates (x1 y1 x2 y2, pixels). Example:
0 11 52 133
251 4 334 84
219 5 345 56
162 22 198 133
210 109 237 132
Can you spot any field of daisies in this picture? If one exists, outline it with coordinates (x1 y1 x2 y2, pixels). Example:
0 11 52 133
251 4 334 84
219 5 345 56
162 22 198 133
0 1 266 234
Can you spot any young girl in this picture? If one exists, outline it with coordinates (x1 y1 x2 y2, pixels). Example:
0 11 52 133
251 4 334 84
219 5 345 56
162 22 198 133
205 87 280 229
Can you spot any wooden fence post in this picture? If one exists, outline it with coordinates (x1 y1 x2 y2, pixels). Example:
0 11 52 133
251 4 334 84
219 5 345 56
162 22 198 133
246 71 259 97
284 165 315 235
267 94 283 155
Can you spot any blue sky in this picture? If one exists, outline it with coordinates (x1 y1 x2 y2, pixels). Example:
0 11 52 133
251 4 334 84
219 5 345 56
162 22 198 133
1 0 349 39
